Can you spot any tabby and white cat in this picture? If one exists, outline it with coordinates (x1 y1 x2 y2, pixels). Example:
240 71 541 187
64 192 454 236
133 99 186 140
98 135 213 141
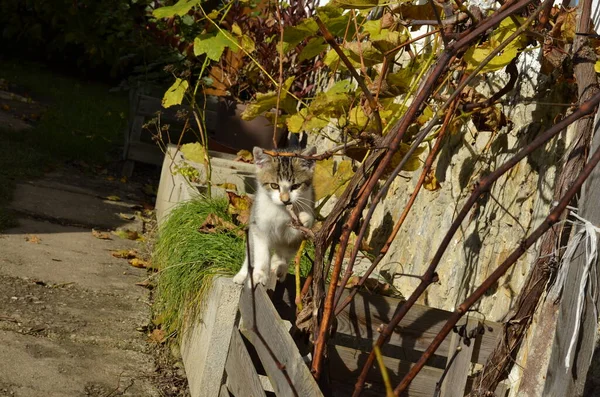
232 146 316 286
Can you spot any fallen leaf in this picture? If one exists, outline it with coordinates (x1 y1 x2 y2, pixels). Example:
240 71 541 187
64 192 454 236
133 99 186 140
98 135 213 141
111 249 138 259
92 229 112 240
120 176 127 183
112 229 142 241
217 183 238 191
25 235 41 244
129 258 151 269
148 328 166 344
199 213 245 237
118 213 135 221
105 195 120 201
226 191 253 225
235 149 254 163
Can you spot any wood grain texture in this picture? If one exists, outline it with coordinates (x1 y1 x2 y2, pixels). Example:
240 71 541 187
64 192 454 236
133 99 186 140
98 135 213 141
440 320 477 397
335 289 501 365
239 284 323 397
225 329 267 397
329 344 443 397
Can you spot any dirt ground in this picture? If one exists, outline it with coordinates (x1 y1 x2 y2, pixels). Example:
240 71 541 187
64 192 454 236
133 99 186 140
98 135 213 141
0 165 189 397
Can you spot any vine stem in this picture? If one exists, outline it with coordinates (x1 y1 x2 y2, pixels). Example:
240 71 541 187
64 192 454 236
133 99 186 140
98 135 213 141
334 86 462 315
312 0 537 382
355 90 600 396
394 113 600 395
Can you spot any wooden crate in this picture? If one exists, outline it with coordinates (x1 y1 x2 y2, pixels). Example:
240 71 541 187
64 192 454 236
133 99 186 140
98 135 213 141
182 277 507 397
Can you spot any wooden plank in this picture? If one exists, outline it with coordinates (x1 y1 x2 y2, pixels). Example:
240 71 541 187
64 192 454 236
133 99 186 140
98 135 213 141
440 320 476 397
329 344 444 397
127 141 164 165
238 284 323 397
225 329 267 397
335 289 501 365
181 278 242 397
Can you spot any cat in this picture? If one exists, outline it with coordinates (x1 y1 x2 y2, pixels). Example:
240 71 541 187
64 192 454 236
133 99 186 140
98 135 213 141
232 146 316 286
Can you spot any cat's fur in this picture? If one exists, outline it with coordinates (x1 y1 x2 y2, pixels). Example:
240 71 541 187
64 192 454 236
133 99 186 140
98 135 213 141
232 146 316 286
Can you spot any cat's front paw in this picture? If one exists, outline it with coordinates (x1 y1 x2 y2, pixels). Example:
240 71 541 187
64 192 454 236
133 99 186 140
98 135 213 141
232 271 247 285
252 270 269 286
298 211 314 228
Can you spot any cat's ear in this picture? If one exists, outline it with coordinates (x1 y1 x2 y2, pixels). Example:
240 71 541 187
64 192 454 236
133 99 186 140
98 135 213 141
300 146 316 171
253 147 271 168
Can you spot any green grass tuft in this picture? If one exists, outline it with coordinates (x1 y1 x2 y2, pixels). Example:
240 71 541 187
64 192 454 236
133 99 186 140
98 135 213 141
153 197 245 339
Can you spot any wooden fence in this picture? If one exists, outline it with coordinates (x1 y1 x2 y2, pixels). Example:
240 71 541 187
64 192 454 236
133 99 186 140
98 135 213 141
181 277 507 397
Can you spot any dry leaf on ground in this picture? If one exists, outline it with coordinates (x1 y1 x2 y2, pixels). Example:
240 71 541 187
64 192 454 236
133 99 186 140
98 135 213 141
111 249 138 259
105 195 121 201
25 235 41 244
129 258 152 269
118 213 135 221
148 328 166 344
112 229 142 241
92 229 112 240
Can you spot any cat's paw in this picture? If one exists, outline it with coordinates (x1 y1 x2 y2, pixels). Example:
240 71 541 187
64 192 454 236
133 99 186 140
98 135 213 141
252 270 269 286
298 211 314 228
274 264 288 282
232 271 247 285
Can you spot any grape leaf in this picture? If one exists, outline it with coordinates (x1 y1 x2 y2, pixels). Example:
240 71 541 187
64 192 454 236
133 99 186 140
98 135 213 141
152 0 201 18
313 158 354 200
194 31 237 61
162 78 189 108
299 37 328 61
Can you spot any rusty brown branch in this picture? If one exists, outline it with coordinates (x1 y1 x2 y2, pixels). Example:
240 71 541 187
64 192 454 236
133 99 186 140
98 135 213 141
394 123 600 395
360 90 600 396
334 89 462 315
469 0 599 393
312 0 537 384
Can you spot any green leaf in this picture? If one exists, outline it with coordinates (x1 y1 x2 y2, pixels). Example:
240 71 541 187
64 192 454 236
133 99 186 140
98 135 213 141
152 0 201 18
241 35 256 52
286 108 331 133
362 20 381 37
315 4 344 18
193 31 237 61
298 37 328 61
241 77 297 120
162 78 189 108
343 41 385 66
283 19 319 48
180 142 207 164
371 29 403 53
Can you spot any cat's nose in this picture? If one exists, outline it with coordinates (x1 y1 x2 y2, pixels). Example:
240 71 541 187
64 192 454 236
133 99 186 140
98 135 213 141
280 192 291 204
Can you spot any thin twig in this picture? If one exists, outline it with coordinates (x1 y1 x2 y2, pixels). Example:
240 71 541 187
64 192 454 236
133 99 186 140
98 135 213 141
273 0 285 148
295 240 307 311
263 139 360 160
374 346 394 397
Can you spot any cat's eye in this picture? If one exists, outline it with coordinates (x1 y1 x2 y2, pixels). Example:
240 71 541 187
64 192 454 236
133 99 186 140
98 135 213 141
291 183 302 190
270 183 279 190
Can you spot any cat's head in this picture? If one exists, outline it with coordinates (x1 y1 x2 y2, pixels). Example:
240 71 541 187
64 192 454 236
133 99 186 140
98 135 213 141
253 146 316 206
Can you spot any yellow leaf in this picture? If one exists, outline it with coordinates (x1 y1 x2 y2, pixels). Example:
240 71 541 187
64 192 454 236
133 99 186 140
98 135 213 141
180 142 207 164
235 149 253 163
162 78 189 108
595 60 600 74
25 235 41 244
92 229 112 240
226 191 253 225
105 195 120 201
313 158 354 200
423 170 441 191
231 22 243 37
112 229 142 241
118 213 135 221
464 16 526 74
111 249 138 259
217 183 238 191
129 258 151 269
